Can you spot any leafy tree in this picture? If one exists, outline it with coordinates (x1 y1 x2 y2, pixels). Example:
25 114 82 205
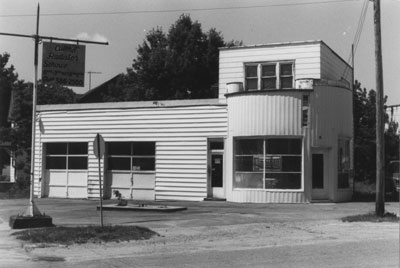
353 81 399 187
0 66 76 188
127 14 230 101
0 53 19 180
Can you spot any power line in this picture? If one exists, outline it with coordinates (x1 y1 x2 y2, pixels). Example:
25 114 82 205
342 0 369 79
0 0 360 18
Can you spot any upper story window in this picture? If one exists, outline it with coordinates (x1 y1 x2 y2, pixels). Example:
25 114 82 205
245 62 294 91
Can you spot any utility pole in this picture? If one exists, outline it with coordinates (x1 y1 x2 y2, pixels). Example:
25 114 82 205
2 4 108 228
373 0 385 217
87 71 102 90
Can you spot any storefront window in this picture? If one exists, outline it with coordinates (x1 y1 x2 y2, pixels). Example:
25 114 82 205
234 138 302 189
338 139 351 188
107 142 155 172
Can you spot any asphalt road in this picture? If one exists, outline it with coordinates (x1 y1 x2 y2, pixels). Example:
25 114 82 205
0 198 398 268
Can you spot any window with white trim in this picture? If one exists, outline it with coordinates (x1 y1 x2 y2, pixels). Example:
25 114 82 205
45 142 88 170
338 139 351 188
245 62 294 90
234 138 302 190
107 142 155 172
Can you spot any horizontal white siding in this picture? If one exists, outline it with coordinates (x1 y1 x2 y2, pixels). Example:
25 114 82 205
227 92 303 136
320 43 352 85
34 104 227 201
219 43 321 99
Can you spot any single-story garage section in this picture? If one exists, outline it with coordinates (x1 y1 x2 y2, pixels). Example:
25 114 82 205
32 40 354 203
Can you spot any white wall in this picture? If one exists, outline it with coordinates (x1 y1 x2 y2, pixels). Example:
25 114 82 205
34 100 227 201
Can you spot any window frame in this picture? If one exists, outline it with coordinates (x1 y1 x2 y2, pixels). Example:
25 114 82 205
106 142 156 173
244 61 294 91
45 142 88 170
234 137 303 191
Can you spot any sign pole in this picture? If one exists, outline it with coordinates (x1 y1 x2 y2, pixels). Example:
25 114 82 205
96 133 104 228
27 3 42 217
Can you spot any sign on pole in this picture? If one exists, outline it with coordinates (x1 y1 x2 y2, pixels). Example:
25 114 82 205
93 133 105 228
42 41 86 87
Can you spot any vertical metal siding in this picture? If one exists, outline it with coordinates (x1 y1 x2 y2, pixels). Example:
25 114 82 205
227 92 303 136
225 92 307 203
34 104 227 201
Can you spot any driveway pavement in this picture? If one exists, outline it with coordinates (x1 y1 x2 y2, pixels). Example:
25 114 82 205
0 198 398 267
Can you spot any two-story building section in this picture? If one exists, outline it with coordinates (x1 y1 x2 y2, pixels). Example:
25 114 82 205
32 40 353 203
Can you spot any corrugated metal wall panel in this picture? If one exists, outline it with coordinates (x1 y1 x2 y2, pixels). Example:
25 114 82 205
229 190 306 203
227 92 303 137
34 104 227 201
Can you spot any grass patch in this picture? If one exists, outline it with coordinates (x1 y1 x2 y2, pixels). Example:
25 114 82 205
12 225 159 246
342 212 399 223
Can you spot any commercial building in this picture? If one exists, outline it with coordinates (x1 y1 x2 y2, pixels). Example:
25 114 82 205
33 40 353 203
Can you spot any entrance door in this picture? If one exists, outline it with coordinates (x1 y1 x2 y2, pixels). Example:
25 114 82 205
207 140 225 199
311 153 329 200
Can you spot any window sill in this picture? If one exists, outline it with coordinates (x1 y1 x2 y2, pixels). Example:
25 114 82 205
232 188 304 192
225 88 313 97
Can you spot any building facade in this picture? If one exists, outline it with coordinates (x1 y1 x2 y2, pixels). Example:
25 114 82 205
33 40 353 203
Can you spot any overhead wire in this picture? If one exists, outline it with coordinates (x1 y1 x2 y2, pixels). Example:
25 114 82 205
0 0 360 18
342 0 369 80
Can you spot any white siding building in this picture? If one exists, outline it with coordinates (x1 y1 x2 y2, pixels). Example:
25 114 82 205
33 40 353 203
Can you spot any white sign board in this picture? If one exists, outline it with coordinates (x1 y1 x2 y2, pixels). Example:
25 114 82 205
42 42 86 87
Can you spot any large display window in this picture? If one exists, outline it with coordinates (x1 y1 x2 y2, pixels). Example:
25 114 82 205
234 138 302 189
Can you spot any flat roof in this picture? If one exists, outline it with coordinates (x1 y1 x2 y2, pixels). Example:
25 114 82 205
37 98 226 112
220 40 351 69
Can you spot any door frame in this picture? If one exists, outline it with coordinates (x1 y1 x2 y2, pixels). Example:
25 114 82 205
207 138 225 199
311 149 330 201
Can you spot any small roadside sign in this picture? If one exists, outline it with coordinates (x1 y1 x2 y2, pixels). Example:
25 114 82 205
93 133 105 159
42 41 86 87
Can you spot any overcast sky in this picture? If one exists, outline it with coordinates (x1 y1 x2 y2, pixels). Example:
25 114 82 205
0 0 399 105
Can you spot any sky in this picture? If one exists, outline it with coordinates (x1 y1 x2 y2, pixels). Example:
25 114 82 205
0 0 399 105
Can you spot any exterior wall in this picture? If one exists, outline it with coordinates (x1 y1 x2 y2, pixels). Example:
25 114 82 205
320 43 353 86
225 91 308 203
219 41 322 100
34 100 227 201
310 84 353 201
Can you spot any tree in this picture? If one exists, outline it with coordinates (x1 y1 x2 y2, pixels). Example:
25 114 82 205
0 53 19 180
127 14 230 101
353 81 399 191
0 73 76 187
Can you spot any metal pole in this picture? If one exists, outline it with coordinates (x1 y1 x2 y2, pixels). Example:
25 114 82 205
373 0 385 217
97 133 103 228
27 3 42 217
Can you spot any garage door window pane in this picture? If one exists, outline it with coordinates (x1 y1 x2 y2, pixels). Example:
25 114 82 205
47 143 67 154
68 156 88 169
108 157 130 170
108 142 131 155
132 142 155 156
132 158 155 171
68 143 88 155
46 156 66 169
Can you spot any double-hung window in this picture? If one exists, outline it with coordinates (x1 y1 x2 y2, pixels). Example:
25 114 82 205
245 62 294 90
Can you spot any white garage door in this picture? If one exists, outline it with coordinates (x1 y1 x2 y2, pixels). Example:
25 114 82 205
105 142 155 200
44 142 88 198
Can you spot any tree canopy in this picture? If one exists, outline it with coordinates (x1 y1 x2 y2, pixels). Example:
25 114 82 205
353 81 398 185
127 14 231 101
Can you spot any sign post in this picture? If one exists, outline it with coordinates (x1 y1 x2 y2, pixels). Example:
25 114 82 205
93 133 105 228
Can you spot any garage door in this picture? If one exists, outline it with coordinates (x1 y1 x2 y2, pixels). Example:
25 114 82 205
44 142 88 198
105 142 155 200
